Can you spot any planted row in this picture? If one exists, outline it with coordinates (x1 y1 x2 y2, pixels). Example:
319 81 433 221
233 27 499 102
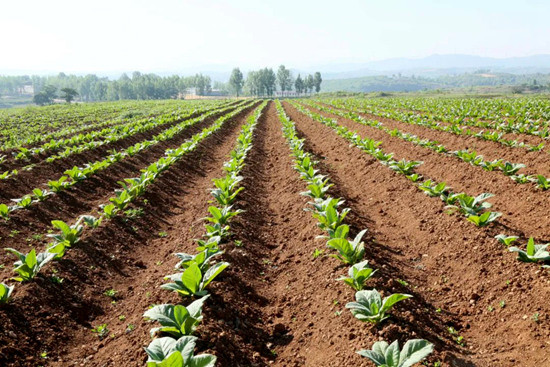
305 101 550 192
0 102 255 306
276 100 433 366
291 102 502 228
323 99 546 154
141 101 267 366
0 101 250 220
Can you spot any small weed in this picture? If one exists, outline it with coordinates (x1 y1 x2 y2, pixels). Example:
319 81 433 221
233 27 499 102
50 275 64 284
234 240 244 247
500 300 506 308
118 315 126 321
9 230 20 238
158 231 168 238
104 289 117 298
91 324 109 339
124 208 144 218
396 278 409 287
312 248 324 259
448 327 465 346
32 234 43 241
532 312 540 323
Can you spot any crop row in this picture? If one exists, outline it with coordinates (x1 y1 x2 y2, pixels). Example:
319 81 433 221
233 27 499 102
352 97 550 130
323 98 546 153
304 101 550 190
291 102 503 227
292 102 549 274
9 100 228 162
2 100 231 177
0 101 251 219
0 102 255 309
276 100 434 366
0 101 150 149
139 101 267 366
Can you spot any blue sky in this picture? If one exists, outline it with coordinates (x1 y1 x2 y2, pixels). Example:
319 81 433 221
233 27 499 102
1 0 549 74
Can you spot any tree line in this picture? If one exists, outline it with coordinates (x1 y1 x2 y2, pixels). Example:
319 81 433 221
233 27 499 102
0 65 322 105
228 65 322 97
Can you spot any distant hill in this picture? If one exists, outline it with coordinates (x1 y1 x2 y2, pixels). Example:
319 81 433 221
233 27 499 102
318 54 550 80
321 72 550 93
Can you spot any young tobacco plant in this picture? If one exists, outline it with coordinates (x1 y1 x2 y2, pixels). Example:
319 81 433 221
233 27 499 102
162 262 229 297
309 197 350 232
32 188 53 202
451 192 494 216
12 195 33 209
4 248 56 282
80 215 102 229
48 219 84 246
205 205 242 226
0 204 12 220
346 289 412 324
0 283 14 304
495 234 518 247
143 295 209 338
210 176 243 206
357 339 434 367
326 229 367 264
195 236 222 252
174 249 223 271
500 162 525 176
509 238 550 263
418 180 449 198
47 176 69 193
301 178 333 199
388 159 422 175
102 203 119 219
338 260 377 291
536 175 550 190
144 336 216 367
467 211 502 227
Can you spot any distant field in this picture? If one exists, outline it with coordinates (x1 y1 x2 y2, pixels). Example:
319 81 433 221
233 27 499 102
0 97 549 366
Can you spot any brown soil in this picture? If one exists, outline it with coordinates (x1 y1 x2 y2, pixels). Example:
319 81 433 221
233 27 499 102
0 100 548 367
283 101 550 366
303 102 550 240
0 105 236 200
0 105 251 263
0 102 258 367
360 105 547 147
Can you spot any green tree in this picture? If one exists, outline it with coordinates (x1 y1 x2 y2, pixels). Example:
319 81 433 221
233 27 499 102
33 85 57 105
313 72 322 93
245 71 261 96
33 93 51 106
60 87 79 103
305 74 314 94
260 68 276 96
295 74 304 95
277 65 292 97
194 74 211 96
229 68 244 97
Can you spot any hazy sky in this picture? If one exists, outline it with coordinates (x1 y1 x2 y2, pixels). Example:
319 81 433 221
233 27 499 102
1 0 549 74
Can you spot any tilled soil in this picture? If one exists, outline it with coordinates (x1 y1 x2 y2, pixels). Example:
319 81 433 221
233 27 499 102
0 100 548 367
0 104 251 264
0 103 236 201
283 101 550 366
